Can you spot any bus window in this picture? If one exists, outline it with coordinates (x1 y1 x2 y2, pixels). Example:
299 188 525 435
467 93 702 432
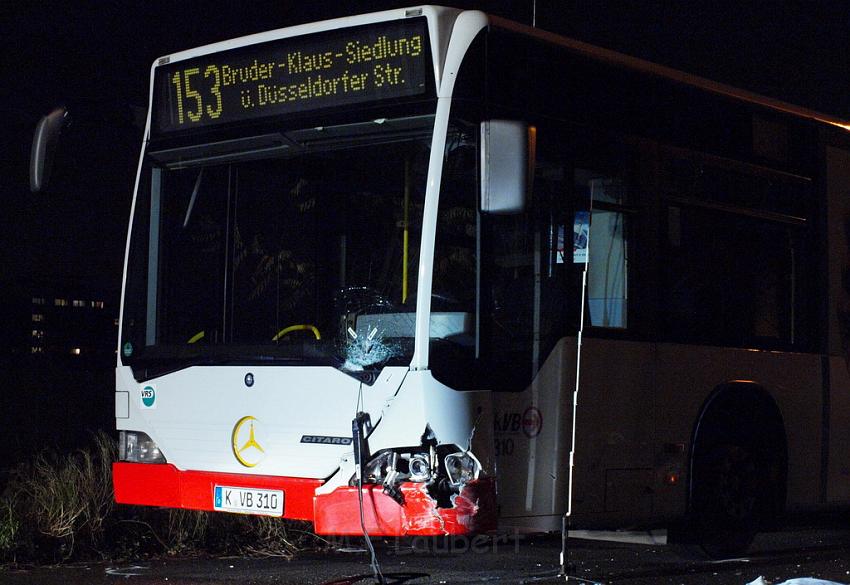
663 204 801 348
660 153 812 349
158 165 229 345
575 170 629 329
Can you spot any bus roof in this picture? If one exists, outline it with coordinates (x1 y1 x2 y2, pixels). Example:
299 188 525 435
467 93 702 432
150 5 850 134
490 15 850 133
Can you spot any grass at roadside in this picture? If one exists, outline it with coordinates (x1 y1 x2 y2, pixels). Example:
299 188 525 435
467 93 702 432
0 432 319 564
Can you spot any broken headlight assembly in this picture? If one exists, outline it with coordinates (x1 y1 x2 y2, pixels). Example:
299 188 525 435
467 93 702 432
356 445 481 507
444 451 481 487
361 449 434 485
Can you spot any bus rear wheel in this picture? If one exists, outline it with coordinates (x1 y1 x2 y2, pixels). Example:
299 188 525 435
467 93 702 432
690 441 762 558
686 386 787 558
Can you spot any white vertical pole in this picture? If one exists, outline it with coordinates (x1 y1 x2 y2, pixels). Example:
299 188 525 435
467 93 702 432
562 201 591 577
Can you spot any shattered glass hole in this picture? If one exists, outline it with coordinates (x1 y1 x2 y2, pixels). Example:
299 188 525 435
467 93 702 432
342 322 401 371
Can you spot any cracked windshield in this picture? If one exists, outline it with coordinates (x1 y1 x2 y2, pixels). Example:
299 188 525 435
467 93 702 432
122 119 433 376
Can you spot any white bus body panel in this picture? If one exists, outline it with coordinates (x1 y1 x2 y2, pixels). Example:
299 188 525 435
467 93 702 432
115 365 408 478
496 337 824 530
495 337 659 531
655 343 823 512
826 145 850 505
827 355 850 503
315 369 495 494
116 364 492 483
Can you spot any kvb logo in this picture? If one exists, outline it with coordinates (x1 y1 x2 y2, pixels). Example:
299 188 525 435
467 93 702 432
494 407 544 438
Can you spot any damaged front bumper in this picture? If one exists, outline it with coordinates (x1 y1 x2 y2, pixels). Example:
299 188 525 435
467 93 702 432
313 477 497 536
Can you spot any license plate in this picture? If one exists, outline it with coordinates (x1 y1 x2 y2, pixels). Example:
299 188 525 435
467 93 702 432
213 485 284 516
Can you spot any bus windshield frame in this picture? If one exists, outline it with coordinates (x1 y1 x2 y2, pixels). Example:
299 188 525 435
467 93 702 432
120 113 439 382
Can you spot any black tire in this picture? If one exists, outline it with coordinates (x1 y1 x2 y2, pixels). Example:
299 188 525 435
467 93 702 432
686 387 787 559
690 442 761 558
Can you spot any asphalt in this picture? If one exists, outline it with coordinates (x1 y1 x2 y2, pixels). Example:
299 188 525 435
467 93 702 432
5 525 850 584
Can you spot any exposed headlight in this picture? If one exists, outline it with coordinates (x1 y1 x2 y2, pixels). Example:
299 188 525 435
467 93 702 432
444 451 481 486
354 446 482 508
408 453 431 482
119 431 166 463
357 449 433 485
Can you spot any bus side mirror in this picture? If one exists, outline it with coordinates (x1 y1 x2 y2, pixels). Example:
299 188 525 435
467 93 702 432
30 107 69 193
480 120 532 214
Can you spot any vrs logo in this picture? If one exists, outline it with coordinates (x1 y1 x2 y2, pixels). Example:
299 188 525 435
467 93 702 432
140 385 156 409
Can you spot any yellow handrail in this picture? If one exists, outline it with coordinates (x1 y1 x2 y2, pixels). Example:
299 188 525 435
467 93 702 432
187 331 205 344
272 324 321 341
402 156 410 303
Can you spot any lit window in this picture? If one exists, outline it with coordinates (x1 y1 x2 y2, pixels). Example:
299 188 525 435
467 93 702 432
575 171 629 329
73 300 86 307
32 297 45 305
55 298 68 307
113 318 119 326
31 347 43 354
32 314 44 322
71 347 81 356
92 300 105 309
31 329 44 338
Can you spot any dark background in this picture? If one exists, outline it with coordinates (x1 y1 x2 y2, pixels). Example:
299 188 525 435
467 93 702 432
1 1 849 454
3 1 849 287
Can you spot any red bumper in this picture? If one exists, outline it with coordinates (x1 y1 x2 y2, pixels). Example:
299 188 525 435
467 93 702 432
112 463 321 520
113 463 496 536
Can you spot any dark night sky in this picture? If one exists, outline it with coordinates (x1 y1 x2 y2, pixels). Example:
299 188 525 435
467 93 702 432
3 1 849 292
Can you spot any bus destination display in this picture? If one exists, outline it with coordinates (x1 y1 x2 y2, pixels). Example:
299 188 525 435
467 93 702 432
153 19 430 135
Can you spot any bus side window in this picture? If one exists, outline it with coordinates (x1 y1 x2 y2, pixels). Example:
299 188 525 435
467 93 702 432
659 154 812 349
663 204 800 348
575 170 629 329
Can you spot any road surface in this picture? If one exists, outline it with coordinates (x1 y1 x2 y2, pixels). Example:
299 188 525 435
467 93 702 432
4 522 850 584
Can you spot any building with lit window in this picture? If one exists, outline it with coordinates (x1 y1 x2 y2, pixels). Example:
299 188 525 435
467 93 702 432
0 278 118 466
1 278 118 361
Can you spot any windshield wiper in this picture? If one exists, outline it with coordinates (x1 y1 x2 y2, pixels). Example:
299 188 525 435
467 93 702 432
182 168 205 228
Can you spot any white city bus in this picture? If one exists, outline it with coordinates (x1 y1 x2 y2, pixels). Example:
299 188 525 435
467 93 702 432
111 5 850 555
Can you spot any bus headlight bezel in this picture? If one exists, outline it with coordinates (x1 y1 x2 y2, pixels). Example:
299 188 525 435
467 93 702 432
119 430 167 463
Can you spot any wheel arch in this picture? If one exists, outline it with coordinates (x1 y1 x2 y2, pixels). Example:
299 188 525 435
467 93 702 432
687 380 789 518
